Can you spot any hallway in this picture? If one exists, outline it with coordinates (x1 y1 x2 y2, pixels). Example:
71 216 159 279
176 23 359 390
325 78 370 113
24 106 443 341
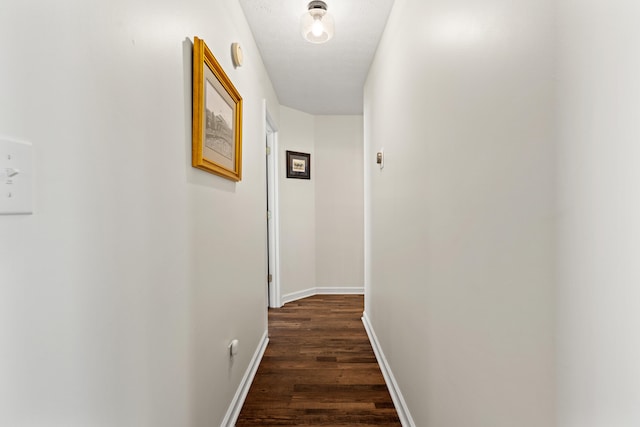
236 295 400 426
3 1 640 426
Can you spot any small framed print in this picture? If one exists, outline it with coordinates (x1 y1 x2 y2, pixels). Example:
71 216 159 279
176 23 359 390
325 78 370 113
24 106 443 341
286 151 311 180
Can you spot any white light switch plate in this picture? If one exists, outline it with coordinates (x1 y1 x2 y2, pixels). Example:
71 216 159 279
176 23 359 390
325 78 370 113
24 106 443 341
0 138 33 215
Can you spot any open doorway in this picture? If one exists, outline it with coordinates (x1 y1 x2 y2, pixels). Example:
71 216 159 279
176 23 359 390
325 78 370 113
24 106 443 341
264 101 280 308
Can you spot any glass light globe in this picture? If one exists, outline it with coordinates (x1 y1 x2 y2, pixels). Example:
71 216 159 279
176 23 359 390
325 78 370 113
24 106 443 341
300 3 335 43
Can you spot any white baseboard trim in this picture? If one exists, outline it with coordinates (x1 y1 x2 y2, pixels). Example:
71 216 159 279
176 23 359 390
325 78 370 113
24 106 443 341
281 286 365 305
361 312 416 427
281 287 316 305
221 330 269 427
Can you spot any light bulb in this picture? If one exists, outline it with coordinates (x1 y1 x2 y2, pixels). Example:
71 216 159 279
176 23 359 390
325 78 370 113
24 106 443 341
300 1 334 44
311 18 324 37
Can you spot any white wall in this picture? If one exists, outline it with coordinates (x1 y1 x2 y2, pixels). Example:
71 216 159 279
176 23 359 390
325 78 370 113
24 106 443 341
364 0 556 425
278 109 364 300
0 1 279 426
278 106 316 297
278 106 364 301
314 116 364 288
556 2 640 426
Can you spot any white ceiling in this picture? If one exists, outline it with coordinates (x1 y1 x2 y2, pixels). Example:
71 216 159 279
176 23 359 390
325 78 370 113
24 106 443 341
239 0 394 115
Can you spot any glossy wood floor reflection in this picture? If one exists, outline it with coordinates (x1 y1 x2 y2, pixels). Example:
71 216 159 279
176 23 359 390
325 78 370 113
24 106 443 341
236 295 401 426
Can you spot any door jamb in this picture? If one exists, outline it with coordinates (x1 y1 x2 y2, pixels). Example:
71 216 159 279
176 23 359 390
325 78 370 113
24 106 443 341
264 101 281 308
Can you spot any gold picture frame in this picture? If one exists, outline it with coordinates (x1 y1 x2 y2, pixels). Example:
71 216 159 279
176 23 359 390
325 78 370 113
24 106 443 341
192 36 243 181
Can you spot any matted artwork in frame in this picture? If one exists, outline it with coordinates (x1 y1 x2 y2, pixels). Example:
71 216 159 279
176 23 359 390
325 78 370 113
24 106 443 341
192 36 243 181
286 151 311 180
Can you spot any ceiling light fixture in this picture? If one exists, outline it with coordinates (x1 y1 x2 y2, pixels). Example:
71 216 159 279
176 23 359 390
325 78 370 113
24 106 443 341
300 1 334 44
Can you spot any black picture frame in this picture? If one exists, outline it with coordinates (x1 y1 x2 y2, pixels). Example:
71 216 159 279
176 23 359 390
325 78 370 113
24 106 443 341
286 151 311 180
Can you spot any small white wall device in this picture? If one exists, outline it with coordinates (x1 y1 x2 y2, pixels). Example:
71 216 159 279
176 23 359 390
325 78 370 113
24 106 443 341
376 149 384 170
231 43 243 67
0 138 33 215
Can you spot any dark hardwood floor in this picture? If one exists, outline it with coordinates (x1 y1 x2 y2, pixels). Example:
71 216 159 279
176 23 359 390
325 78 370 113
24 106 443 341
236 294 401 426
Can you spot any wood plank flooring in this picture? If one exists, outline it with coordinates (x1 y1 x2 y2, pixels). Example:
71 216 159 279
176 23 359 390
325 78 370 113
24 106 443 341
236 294 401 426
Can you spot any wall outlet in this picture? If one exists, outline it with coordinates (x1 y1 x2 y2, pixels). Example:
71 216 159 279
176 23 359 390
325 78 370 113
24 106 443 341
229 339 239 357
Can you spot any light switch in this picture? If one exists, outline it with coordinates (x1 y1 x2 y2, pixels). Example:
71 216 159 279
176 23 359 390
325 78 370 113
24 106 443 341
6 168 20 178
0 138 33 215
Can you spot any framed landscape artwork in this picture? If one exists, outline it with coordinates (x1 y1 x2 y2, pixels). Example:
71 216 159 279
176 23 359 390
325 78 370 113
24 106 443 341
286 151 311 180
192 36 243 181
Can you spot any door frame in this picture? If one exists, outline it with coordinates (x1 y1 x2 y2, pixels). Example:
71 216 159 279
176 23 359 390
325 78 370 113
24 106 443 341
264 101 281 308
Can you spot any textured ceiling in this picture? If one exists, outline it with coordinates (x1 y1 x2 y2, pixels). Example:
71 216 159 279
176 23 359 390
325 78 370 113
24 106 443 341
239 0 394 115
